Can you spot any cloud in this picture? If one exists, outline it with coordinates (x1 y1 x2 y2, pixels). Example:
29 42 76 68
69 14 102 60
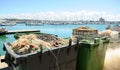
0 10 120 21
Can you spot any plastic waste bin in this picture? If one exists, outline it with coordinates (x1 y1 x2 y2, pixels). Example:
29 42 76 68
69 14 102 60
2 40 78 70
76 37 109 70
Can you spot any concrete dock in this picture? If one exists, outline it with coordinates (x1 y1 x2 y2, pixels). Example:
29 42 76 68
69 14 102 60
6 29 40 34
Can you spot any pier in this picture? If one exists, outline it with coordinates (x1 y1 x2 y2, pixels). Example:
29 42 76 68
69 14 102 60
5 29 40 34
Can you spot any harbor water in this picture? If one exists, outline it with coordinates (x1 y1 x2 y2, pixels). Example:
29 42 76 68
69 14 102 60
0 23 114 55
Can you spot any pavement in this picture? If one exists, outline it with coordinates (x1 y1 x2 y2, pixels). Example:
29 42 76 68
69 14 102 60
0 56 9 70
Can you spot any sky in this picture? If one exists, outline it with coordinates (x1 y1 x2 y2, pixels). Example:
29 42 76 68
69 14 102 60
0 0 120 21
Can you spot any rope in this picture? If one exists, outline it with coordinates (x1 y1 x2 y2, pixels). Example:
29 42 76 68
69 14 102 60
44 45 60 70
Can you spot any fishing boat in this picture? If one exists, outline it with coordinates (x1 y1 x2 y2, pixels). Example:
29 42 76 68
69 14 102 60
0 22 16 26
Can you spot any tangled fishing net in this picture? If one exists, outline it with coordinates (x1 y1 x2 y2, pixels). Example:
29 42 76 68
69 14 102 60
9 34 70 55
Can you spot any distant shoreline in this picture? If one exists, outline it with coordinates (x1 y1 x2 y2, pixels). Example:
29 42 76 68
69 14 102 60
0 18 119 26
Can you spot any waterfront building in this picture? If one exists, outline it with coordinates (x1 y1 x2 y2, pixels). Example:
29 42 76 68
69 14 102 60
99 17 105 22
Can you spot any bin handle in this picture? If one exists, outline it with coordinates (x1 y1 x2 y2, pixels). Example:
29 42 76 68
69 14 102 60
1 59 5 62
67 39 72 54
68 39 72 46
39 45 43 62
76 38 79 45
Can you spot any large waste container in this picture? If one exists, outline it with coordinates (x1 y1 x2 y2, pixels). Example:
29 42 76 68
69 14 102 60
2 41 78 70
76 37 109 70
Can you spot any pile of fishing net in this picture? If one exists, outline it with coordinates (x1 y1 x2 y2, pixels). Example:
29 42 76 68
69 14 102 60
10 34 69 55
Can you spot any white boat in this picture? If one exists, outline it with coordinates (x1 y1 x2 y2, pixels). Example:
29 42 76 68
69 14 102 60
0 22 16 26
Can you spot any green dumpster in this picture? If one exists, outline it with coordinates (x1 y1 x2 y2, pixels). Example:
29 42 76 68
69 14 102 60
1 33 78 70
2 42 78 70
76 37 109 70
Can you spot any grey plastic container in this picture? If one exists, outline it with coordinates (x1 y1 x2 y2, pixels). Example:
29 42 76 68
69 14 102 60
2 41 78 70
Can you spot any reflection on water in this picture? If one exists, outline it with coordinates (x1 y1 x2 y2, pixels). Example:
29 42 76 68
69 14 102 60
0 35 7 55
0 34 16 55
0 35 7 42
